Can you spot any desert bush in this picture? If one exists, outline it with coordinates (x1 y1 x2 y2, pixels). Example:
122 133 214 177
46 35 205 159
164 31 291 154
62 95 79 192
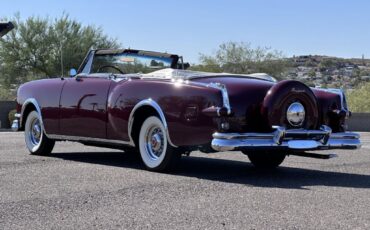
347 82 370 113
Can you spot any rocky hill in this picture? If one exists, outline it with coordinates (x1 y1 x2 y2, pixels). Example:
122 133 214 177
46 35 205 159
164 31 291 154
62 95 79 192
284 55 370 89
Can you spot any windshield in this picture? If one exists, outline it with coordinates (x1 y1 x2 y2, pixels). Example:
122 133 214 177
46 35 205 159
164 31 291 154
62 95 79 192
90 53 174 74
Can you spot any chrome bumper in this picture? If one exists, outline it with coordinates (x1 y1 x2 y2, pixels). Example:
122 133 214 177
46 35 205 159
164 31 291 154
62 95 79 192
211 125 361 152
11 113 21 131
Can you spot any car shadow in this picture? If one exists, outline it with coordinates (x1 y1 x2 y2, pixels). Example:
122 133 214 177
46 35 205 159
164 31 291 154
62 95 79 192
50 151 370 190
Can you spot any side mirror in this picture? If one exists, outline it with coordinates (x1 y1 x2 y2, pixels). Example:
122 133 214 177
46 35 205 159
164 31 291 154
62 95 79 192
69 68 77 77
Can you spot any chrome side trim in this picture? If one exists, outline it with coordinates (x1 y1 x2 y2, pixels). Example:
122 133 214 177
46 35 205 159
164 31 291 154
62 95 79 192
211 125 361 152
128 99 177 147
207 82 231 115
47 134 132 146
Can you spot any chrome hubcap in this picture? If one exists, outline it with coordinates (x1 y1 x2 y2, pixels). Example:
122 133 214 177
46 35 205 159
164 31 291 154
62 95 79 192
151 133 162 152
286 102 305 127
145 126 164 159
29 118 41 145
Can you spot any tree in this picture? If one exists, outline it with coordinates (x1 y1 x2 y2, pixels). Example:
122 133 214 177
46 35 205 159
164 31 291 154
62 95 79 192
0 14 120 90
190 42 289 79
0 87 15 100
319 58 335 69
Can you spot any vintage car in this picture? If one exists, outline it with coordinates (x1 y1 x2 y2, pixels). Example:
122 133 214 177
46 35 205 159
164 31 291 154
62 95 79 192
12 48 361 171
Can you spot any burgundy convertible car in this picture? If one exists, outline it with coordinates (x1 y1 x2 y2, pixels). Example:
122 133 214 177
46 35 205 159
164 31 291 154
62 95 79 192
12 48 361 171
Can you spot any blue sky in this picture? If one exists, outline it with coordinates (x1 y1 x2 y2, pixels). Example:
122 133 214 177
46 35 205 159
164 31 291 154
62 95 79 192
1 0 370 63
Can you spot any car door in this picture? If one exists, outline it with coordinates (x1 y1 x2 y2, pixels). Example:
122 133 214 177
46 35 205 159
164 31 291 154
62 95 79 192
59 75 112 139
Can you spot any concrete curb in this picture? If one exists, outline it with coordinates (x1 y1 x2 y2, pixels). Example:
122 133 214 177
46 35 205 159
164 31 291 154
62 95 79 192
347 113 370 132
0 101 16 129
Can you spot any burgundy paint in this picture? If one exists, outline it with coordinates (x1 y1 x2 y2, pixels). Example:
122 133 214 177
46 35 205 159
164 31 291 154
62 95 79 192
193 77 274 132
16 74 346 148
17 78 65 134
106 79 222 145
59 77 113 138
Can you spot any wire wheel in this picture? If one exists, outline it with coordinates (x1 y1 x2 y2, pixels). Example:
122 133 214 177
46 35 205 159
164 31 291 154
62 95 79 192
24 111 55 155
138 116 179 171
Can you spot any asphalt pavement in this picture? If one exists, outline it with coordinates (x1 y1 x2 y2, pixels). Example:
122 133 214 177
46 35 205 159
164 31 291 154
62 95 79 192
1 132 370 229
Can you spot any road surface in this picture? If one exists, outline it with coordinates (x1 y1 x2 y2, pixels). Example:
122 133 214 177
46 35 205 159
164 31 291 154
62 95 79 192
1 132 370 229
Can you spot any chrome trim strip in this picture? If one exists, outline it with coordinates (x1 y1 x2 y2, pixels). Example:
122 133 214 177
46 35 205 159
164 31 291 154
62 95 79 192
211 125 361 152
207 82 231 115
47 134 132 146
128 99 177 147
171 80 231 116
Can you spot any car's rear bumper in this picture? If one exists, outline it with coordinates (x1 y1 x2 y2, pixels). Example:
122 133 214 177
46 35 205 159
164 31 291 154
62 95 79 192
211 125 361 152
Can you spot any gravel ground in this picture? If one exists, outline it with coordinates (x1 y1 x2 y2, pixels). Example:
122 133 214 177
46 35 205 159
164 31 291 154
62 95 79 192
0 132 370 229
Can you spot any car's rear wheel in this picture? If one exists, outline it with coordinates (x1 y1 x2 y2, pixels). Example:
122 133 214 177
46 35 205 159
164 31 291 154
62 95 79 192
138 116 180 171
25 111 55 155
243 151 286 169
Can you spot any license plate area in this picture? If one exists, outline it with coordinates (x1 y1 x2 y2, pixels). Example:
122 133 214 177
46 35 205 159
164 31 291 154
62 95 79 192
288 140 319 149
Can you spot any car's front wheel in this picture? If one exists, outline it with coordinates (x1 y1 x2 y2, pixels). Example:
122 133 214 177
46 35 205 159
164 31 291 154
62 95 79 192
243 151 286 169
24 111 55 155
138 116 180 171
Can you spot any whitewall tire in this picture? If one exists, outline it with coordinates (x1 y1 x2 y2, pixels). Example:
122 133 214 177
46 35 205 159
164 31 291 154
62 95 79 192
24 111 55 155
138 116 179 171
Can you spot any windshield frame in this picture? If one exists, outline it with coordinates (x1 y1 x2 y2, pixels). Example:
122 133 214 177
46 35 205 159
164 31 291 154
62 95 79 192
77 49 179 75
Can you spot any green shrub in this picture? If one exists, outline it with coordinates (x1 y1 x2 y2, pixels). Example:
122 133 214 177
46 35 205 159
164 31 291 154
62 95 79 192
347 82 370 113
0 88 15 100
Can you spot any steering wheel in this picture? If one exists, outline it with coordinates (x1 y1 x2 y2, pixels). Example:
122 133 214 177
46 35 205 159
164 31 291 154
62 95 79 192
96 65 125 74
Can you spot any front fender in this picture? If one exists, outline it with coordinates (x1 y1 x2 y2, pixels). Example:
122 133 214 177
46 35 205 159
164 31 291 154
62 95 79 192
16 78 66 134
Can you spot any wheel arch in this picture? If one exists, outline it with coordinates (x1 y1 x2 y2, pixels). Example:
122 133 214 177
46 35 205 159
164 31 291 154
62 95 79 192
128 99 177 148
20 98 44 132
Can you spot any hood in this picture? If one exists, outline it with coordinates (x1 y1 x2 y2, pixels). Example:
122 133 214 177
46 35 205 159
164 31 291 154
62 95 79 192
0 22 14 37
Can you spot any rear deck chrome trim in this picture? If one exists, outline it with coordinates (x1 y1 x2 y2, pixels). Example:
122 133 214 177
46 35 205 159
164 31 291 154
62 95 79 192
207 82 232 115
